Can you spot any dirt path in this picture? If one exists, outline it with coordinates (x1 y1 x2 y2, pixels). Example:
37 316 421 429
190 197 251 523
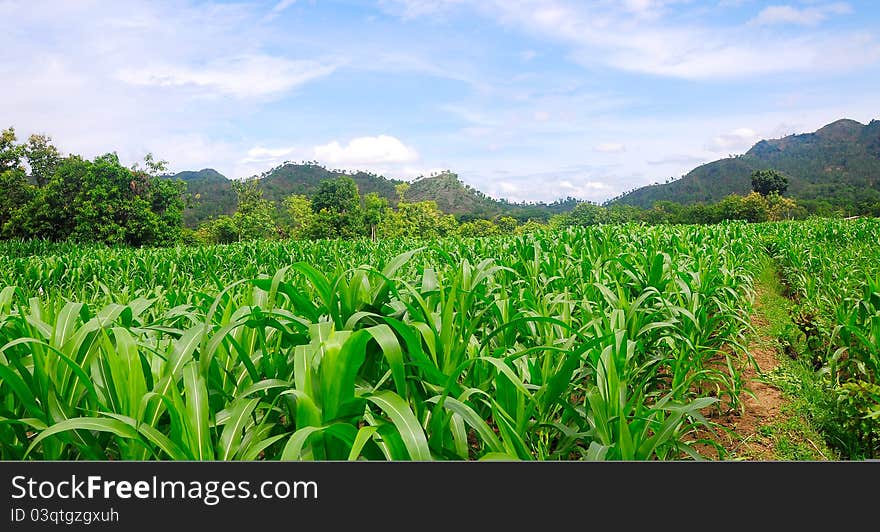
691 285 783 459
694 268 833 460
707 292 785 459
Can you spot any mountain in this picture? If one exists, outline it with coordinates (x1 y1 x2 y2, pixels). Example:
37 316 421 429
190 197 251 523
165 164 576 228
256 164 403 205
610 118 880 209
171 169 235 228
405 172 503 220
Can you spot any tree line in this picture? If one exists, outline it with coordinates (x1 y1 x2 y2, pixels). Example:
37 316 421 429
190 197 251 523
192 178 525 244
1 128 185 247
0 126 857 248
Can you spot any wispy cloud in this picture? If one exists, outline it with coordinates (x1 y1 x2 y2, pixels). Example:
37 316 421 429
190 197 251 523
751 3 852 27
380 0 468 19
708 127 760 152
241 145 299 165
271 0 297 15
595 142 626 153
117 55 336 99
3 0 879 205
382 0 879 79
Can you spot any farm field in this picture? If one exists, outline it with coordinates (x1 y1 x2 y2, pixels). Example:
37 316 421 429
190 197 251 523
1 219 877 460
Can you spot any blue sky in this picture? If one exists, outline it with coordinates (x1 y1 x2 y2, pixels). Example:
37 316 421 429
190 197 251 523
2 0 879 203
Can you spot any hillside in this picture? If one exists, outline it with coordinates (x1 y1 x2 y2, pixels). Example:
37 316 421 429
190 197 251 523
165 164 403 228
167 164 576 228
171 169 236 228
404 172 502 219
611 118 880 209
257 164 404 205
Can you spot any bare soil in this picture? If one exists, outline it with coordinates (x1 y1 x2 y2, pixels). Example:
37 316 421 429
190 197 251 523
694 289 785 460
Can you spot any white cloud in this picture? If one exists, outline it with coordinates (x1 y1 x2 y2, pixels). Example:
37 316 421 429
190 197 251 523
117 55 336 99
240 145 299 165
313 135 419 165
441 104 499 126
271 0 297 15
385 0 879 79
381 0 468 19
751 3 852 27
708 127 760 151
595 142 626 153
622 0 689 18
140 134 237 174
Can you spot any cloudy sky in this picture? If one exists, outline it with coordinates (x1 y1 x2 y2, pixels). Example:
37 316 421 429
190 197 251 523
2 0 879 203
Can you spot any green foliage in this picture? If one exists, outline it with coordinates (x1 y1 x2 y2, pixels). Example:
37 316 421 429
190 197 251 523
395 182 410 202
2 137 187 247
0 222 762 460
168 163 583 230
457 219 500 237
764 218 880 458
302 209 365 240
312 176 361 214
612 118 880 214
24 133 61 187
196 215 238 244
363 192 388 241
493 216 518 234
515 219 549 235
566 202 607 226
378 200 458 239
0 169 33 236
303 177 365 240
751 169 789 196
714 192 769 223
0 127 25 171
232 178 276 241
282 194 315 240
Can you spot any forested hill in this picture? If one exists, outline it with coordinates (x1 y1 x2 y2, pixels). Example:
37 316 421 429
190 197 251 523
609 118 880 209
166 164 578 228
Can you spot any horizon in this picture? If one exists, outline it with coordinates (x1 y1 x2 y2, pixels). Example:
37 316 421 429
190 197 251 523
3 0 880 204
168 114 877 206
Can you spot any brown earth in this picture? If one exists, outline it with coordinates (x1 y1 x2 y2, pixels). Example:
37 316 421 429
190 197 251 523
693 289 785 460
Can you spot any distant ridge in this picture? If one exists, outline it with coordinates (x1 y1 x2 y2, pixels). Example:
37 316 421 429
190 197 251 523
609 118 880 209
164 164 578 228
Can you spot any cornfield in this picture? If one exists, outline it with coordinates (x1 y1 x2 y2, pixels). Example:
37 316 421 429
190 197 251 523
0 221 791 460
762 218 880 456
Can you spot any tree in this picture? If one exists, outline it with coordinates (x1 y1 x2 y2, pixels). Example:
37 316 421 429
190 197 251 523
307 176 365 239
0 167 32 236
312 176 361 214
766 192 804 221
715 192 769 223
395 182 410 202
282 194 314 239
363 192 388 241
378 200 457 239
751 169 788 197
515 219 549 235
553 201 608 227
0 127 24 172
457 219 500 237
0 127 32 234
25 133 61 187
9 155 87 240
196 215 238 244
493 215 518 234
232 178 276 241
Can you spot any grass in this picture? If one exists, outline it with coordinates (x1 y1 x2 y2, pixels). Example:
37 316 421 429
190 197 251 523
743 257 837 461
